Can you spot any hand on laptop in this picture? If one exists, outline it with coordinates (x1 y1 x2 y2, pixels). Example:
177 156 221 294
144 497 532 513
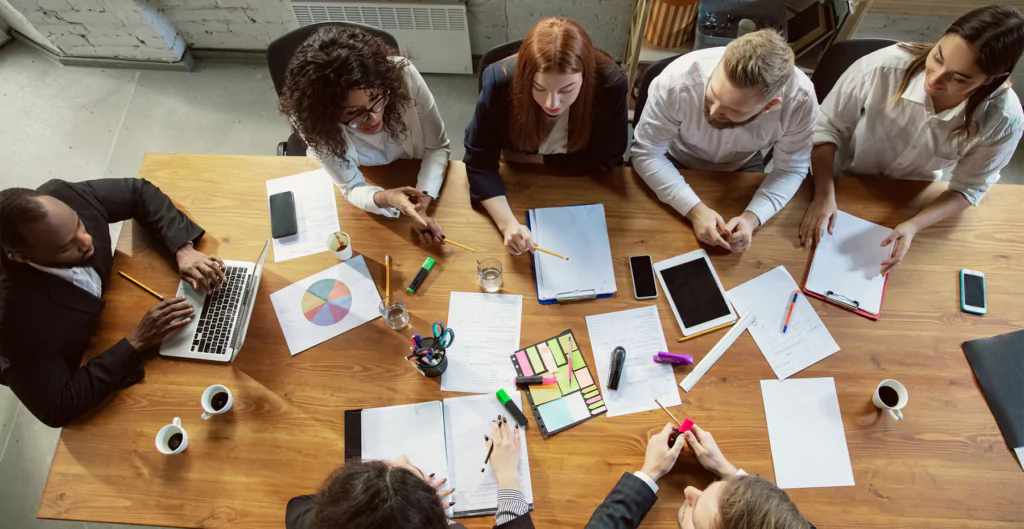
127 297 194 351
176 242 227 294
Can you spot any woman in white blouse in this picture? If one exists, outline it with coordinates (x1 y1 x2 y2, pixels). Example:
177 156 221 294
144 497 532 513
279 26 450 244
800 5 1024 273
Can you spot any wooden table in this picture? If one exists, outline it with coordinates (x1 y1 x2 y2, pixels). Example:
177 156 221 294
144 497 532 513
40 155 1024 528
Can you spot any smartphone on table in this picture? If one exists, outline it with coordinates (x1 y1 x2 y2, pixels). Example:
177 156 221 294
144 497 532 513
629 255 658 300
959 269 986 315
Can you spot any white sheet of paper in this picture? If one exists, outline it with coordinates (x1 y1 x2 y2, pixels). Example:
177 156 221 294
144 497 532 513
361 401 453 515
529 204 616 301
586 306 681 417
728 266 840 379
443 393 533 516
1015 446 1024 471
760 378 855 489
440 292 523 394
265 169 340 263
269 255 381 355
805 211 892 315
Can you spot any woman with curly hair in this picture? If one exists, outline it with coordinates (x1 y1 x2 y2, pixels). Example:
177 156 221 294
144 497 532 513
464 18 628 255
279 26 450 244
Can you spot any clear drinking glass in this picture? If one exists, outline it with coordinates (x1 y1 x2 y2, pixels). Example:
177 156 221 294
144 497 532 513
477 258 503 293
379 295 409 330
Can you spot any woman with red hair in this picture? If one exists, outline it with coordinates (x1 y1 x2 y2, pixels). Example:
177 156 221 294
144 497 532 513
464 17 628 255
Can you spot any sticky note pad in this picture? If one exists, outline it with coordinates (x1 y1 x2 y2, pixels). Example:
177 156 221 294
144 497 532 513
556 364 580 394
544 339 565 365
558 334 574 357
571 348 585 369
525 347 544 374
538 344 558 372
515 350 534 377
537 391 590 433
573 367 594 389
529 384 563 405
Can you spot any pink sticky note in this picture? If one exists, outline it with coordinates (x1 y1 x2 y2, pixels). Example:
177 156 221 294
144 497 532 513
538 343 558 372
515 351 534 377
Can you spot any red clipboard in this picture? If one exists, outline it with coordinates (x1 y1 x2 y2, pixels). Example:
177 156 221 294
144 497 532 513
800 245 890 321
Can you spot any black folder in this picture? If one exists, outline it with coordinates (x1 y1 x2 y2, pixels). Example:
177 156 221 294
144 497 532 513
961 330 1024 462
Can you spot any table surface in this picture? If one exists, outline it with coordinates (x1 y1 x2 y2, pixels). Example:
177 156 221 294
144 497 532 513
39 155 1024 529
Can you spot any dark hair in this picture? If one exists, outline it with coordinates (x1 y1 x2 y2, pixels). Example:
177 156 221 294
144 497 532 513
278 26 411 161
715 475 809 529
0 187 46 252
893 5 1024 141
506 17 619 153
312 460 447 529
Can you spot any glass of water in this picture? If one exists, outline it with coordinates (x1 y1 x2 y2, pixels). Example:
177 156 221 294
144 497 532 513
477 258 503 293
379 295 409 330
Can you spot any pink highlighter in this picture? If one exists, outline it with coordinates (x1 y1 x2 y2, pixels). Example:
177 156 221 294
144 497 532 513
669 417 695 447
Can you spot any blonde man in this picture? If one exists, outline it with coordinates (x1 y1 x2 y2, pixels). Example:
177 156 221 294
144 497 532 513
632 30 817 253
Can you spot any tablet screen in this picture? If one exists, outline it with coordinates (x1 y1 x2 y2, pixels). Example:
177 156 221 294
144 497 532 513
660 258 732 327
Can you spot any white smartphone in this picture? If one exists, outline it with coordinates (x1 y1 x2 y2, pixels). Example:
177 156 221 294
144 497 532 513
960 269 986 315
629 255 658 300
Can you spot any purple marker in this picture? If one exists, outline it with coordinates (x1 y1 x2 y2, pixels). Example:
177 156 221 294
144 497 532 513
654 351 694 365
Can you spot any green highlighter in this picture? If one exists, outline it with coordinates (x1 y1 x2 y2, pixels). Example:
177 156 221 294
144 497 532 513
406 257 436 293
496 388 529 427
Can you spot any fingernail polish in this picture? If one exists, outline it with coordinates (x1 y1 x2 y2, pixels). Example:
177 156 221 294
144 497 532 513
451 501 456 506
429 473 435 478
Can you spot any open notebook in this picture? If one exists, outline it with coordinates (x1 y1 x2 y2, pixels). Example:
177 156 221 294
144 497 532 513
526 204 616 304
803 211 892 319
344 394 534 518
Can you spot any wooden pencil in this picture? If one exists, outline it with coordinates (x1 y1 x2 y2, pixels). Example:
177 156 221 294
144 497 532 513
535 246 568 260
118 271 164 301
385 255 391 298
677 321 734 343
441 237 476 252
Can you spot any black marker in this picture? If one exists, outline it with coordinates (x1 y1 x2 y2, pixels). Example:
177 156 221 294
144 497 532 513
406 257 436 294
608 346 626 390
496 389 529 426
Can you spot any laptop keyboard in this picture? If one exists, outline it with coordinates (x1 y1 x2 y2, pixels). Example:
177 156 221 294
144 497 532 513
190 266 248 355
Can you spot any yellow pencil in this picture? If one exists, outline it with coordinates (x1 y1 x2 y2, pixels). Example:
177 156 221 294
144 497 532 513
441 237 477 252
534 246 568 260
118 271 164 301
385 255 391 298
677 321 734 343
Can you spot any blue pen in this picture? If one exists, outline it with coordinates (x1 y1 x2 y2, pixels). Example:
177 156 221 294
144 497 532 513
782 290 799 334
413 334 424 347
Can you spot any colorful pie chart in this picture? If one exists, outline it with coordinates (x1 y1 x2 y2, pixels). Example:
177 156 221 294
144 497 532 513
301 279 353 326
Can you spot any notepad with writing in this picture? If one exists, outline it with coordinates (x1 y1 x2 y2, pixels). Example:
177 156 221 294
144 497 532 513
803 211 892 320
526 204 616 304
344 394 534 517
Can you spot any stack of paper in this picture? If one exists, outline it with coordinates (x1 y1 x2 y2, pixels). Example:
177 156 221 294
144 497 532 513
804 211 891 316
528 204 616 302
441 292 523 394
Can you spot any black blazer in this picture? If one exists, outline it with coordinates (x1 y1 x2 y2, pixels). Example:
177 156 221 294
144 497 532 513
285 473 655 529
464 57 629 203
0 178 204 427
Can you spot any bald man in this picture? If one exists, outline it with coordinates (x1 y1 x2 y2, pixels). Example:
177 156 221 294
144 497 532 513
0 179 224 427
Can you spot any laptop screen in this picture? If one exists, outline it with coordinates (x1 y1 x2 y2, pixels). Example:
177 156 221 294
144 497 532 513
230 239 270 354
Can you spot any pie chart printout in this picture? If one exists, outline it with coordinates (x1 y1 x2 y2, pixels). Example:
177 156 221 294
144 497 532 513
301 279 353 326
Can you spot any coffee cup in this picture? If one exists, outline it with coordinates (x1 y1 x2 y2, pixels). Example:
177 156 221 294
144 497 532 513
201 384 233 420
155 417 189 454
328 231 353 261
872 379 908 421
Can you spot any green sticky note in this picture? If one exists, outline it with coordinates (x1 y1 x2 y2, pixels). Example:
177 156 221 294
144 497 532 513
529 384 562 405
556 364 580 394
558 334 574 358
546 339 566 365
571 348 585 369
525 347 544 374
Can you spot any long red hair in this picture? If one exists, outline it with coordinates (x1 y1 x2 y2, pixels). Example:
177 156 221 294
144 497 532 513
507 18 609 153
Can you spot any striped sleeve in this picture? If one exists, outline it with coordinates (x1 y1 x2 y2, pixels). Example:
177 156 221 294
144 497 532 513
495 489 530 525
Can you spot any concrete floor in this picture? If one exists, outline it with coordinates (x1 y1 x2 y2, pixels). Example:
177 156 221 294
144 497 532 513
0 12 1022 528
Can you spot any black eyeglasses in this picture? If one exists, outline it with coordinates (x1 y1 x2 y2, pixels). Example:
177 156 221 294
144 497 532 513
342 90 390 128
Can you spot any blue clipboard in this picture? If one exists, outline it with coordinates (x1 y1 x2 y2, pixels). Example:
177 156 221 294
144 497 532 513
526 204 616 305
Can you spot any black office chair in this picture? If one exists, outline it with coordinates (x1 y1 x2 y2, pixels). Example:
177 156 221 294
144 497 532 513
633 54 682 128
810 38 896 103
477 39 524 92
267 22 400 156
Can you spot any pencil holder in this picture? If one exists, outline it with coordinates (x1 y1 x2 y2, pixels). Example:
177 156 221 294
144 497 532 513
410 336 449 378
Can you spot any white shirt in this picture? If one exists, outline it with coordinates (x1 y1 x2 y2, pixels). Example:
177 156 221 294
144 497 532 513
345 126 407 166
537 110 570 155
814 45 1023 206
631 47 818 224
312 59 451 217
29 263 103 298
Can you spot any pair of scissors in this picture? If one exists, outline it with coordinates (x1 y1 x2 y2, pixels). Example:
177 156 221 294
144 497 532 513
432 321 454 349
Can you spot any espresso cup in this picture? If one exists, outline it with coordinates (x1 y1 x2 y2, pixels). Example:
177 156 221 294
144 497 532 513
155 417 189 455
872 379 908 421
201 384 233 420
327 231 353 261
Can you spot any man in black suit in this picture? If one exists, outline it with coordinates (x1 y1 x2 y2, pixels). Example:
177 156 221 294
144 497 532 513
0 178 227 428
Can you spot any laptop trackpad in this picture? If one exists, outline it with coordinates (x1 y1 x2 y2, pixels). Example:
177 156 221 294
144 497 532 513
159 282 206 355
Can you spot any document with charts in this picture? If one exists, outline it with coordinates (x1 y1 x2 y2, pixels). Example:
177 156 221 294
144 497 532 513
728 266 839 379
441 292 523 394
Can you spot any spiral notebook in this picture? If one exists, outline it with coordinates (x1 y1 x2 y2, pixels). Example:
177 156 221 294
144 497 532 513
344 394 534 517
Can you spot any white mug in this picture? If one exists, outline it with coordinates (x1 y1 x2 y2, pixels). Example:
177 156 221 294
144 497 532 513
201 384 233 420
328 231 353 261
872 379 908 421
155 417 189 455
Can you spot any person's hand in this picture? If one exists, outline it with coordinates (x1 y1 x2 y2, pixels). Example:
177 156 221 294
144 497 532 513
409 195 445 245
684 424 737 479
127 297 194 351
501 150 543 164
880 221 916 275
374 186 434 231
486 415 522 490
639 423 686 481
429 474 455 510
176 243 226 294
799 194 838 247
686 203 731 250
501 223 536 256
723 211 760 253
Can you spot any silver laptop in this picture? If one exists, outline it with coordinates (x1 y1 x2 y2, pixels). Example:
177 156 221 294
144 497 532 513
160 239 269 362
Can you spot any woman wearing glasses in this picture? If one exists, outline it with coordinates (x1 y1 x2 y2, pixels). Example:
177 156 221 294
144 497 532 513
280 26 450 243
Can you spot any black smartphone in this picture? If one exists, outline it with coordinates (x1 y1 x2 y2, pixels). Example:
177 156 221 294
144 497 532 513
629 255 658 300
269 191 298 239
